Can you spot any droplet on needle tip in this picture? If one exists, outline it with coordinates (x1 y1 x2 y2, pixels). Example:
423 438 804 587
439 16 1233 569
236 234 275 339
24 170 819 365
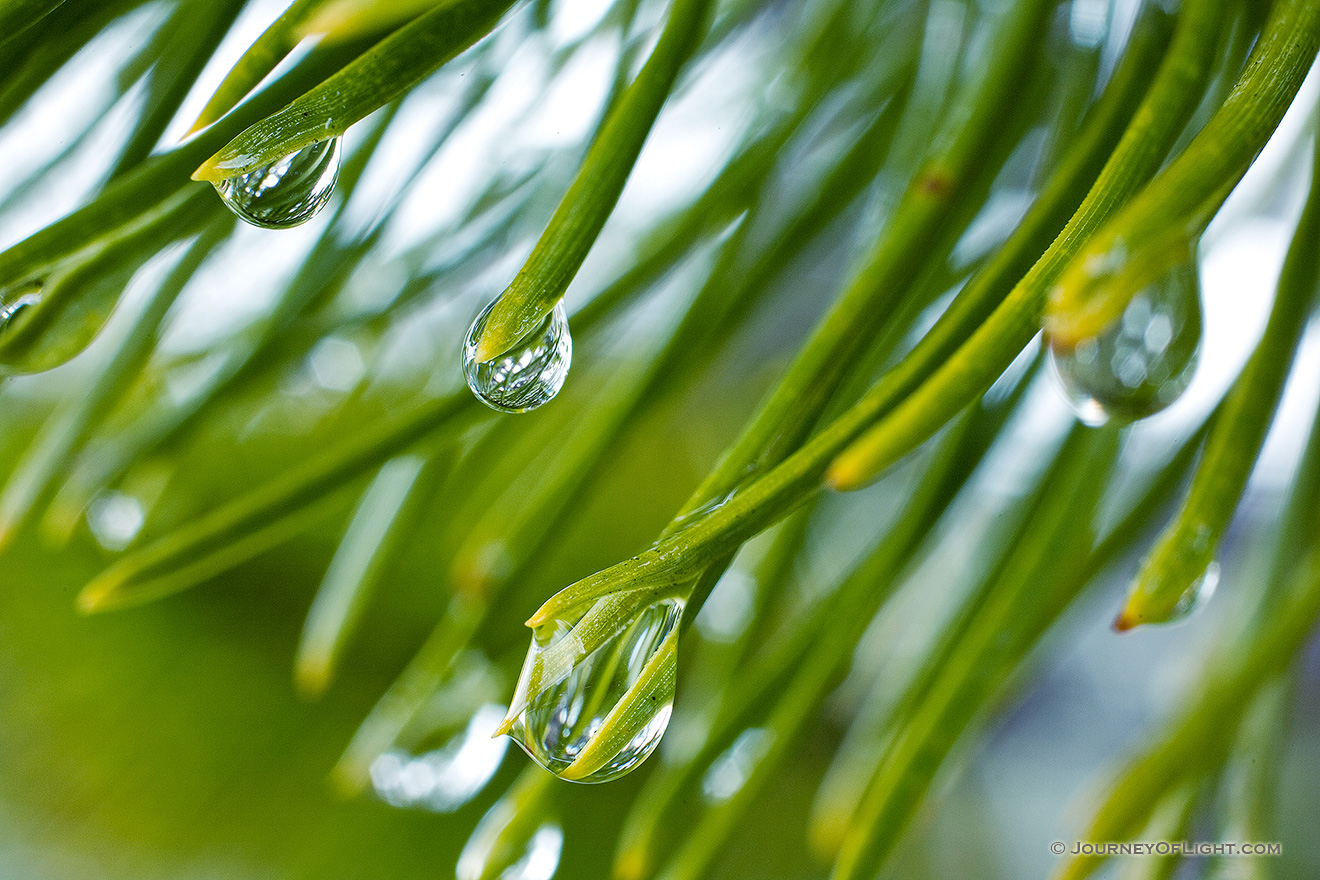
212 138 341 229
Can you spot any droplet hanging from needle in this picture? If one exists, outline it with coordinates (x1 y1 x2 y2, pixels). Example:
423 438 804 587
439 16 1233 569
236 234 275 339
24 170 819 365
1048 259 1203 426
212 138 341 229
462 300 572 413
499 598 681 783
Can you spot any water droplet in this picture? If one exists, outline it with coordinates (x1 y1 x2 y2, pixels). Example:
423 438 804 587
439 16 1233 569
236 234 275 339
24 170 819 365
667 492 731 535
462 301 571 413
503 598 681 783
1048 262 1202 426
0 285 42 330
213 138 340 229
370 704 509 812
1167 561 1219 623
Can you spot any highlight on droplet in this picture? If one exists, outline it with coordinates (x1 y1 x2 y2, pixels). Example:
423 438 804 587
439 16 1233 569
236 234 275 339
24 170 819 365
462 300 572 413
212 137 341 229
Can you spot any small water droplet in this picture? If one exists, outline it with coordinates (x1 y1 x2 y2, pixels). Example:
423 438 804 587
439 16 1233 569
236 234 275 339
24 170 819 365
503 598 681 783
370 704 509 812
1168 561 1219 623
462 301 571 413
668 492 731 535
0 285 42 330
1049 262 1202 426
213 138 340 229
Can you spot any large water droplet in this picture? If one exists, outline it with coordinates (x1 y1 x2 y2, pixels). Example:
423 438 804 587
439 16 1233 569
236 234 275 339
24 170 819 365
1048 262 1202 426
369 704 509 812
213 138 340 229
462 301 571 413
503 598 681 783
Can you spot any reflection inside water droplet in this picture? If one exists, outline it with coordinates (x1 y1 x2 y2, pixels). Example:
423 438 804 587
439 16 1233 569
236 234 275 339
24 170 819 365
1049 261 1203 426
1168 561 1219 623
213 137 340 229
503 598 681 783
462 300 572 413
370 704 508 812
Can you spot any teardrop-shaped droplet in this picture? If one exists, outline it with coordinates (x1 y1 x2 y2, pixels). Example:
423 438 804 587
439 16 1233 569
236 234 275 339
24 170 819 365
213 137 341 229
1166 561 1219 623
503 598 681 783
462 300 571 413
1048 261 1203 426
